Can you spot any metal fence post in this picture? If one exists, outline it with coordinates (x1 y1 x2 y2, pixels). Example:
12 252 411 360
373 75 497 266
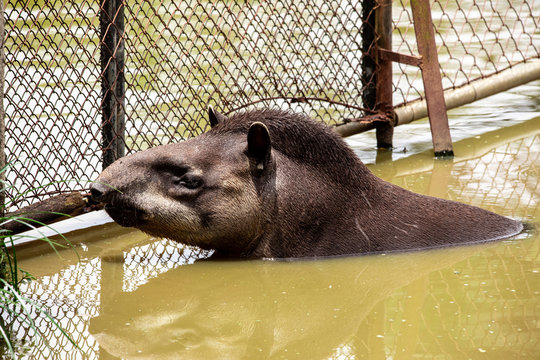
410 0 454 157
362 0 394 149
374 0 393 149
0 0 5 215
100 0 126 169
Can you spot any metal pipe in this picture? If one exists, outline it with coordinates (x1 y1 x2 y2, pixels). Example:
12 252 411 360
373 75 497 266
336 60 540 137
395 60 540 126
334 121 376 137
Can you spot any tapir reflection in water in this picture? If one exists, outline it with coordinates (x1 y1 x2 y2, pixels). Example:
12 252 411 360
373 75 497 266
90 108 522 258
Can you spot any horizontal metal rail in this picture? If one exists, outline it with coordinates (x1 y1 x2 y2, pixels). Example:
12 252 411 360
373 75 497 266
335 60 540 137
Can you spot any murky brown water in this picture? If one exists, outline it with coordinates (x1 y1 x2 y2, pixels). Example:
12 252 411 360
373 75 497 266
13 84 540 359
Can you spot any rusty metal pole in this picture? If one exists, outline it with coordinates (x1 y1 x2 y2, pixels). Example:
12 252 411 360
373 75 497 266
410 0 454 157
374 0 393 149
100 0 126 169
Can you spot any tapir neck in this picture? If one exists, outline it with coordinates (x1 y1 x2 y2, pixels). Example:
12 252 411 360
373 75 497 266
250 157 378 258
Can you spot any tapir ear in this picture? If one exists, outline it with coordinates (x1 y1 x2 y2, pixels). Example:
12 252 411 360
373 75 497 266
247 122 272 173
208 105 227 128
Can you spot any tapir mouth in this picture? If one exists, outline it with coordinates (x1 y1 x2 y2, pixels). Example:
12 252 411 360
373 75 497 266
104 203 146 228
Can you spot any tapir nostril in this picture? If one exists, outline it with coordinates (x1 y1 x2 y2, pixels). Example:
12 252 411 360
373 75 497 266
90 183 108 202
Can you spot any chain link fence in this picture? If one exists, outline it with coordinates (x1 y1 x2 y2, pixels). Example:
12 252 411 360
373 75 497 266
392 0 540 107
4 0 102 209
3 0 540 210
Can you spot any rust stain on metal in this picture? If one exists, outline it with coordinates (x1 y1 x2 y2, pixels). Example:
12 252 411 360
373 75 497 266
374 0 394 149
378 49 423 67
345 112 394 126
410 0 454 156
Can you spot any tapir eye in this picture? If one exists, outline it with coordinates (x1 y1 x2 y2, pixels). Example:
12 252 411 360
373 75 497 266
154 163 189 177
154 163 203 191
173 175 202 189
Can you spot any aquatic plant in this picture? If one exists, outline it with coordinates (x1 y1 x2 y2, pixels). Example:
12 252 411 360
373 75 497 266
0 166 79 359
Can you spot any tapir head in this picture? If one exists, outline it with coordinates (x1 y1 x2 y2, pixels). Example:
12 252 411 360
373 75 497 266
90 107 274 256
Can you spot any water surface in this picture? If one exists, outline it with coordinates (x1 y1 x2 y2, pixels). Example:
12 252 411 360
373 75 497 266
14 104 540 359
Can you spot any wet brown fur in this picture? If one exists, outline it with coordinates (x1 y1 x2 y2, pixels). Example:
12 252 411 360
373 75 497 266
91 108 523 258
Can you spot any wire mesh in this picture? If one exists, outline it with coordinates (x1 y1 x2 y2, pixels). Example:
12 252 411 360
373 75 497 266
4 0 102 209
392 0 540 107
121 0 373 152
2 0 539 209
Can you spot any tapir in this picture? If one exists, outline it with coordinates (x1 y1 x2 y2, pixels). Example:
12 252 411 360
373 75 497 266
90 108 523 258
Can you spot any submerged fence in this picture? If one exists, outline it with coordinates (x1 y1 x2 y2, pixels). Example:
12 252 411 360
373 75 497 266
2 0 540 209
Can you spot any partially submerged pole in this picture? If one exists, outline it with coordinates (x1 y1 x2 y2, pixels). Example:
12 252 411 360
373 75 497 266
374 0 394 149
361 0 377 121
344 0 457 157
410 0 453 157
361 0 394 149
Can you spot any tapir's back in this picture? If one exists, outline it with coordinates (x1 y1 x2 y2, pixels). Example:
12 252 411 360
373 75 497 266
358 179 523 252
